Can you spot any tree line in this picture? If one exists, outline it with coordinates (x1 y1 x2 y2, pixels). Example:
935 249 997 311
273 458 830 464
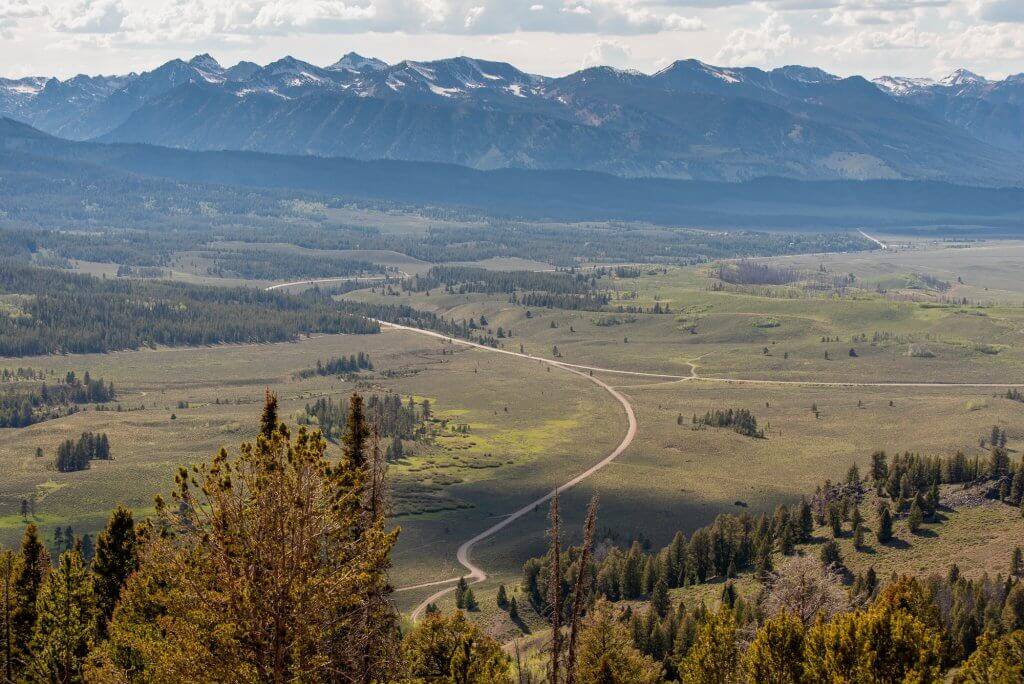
302 392 426 442
0 370 115 428
0 261 379 356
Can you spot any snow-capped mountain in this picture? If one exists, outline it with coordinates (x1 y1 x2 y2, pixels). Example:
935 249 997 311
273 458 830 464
2 54 1021 184
874 69 1024 152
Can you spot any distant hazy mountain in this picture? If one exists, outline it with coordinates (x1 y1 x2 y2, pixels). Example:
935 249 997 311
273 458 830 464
2 54 1022 185
874 68 1024 154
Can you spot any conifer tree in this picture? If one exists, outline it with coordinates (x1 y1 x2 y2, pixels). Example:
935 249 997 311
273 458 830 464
876 503 893 543
12 523 48 672
575 600 661 684
92 391 400 682
28 550 96 683
91 505 139 633
497 584 508 609
678 609 739 684
1 549 21 683
742 612 805 683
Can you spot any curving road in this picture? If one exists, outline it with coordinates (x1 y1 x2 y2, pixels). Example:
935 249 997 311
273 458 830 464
379 322 640 620
265 279 1020 619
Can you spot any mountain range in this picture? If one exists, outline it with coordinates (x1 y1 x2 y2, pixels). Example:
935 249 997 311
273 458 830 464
2 53 1022 186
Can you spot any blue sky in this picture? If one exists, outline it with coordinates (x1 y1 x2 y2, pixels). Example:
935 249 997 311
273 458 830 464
1 0 1022 79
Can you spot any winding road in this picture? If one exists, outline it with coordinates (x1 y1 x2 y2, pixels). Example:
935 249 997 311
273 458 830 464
265 278 1020 619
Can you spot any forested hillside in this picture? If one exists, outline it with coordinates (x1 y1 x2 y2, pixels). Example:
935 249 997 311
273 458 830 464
0 261 379 356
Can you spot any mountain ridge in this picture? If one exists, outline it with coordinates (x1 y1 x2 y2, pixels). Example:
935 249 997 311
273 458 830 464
2 54 1022 185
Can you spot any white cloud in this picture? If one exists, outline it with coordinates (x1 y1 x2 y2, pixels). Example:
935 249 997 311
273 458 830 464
52 0 127 33
582 37 633 66
663 12 704 29
972 0 1024 22
715 12 797 65
824 22 938 51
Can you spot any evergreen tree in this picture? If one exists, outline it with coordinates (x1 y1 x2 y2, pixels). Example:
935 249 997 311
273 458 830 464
1 549 22 683
402 611 509 682
12 523 48 673
876 504 893 544
798 500 814 542
908 498 924 534
28 550 96 684
651 578 669 618
742 612 805 684
575 600 661 684
91 505 139 633
678 609 739 684
496 584 508 609
92 392 401 682
508 596 519 623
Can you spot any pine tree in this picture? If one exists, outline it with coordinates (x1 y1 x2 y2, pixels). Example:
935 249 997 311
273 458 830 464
496 584 508 609
1011 546 1023 579
1 549 22 683
853 523 865 551
93 391 401 682
508 596 519 622
463 588 478 612
455 576 468 610
908 498 924 534
91 505 139 633
798 500 813 542
651 578 669 618
574 600 661 684
742 612 805 684
12 523 48 672
876 503 893 543
259 388 278 439
28 550 96 683
678 609 739 684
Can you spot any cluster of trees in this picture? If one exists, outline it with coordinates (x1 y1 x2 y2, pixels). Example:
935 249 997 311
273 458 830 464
614 568 1024 683
0 261 379 356
295 353 373 379
54 432 111 472
1005 388 1023 403
0 391 407 681
200 247 383 281
514 292 611 311
870 448 1024 506
715 261 803 286
303 393 425 442
694 408 763 438
522 484 1024 683
407 267 595 296
1 371 115 428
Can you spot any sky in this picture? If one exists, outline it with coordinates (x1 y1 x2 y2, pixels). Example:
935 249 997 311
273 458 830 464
0 0 1022 80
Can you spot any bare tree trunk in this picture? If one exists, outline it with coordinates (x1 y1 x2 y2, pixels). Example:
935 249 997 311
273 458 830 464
547 492 562 684
564 496 598 684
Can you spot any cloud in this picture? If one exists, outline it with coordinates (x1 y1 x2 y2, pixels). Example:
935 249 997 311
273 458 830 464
972 0 1024 22
582 37 633 66
824 22 939 51
663 12 704 29
52 0 127 33
715 12 797 65
940 21 1024 60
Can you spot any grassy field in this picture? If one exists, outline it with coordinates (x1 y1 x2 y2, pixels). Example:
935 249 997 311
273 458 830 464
4 238 1023 627
0 328 620 593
